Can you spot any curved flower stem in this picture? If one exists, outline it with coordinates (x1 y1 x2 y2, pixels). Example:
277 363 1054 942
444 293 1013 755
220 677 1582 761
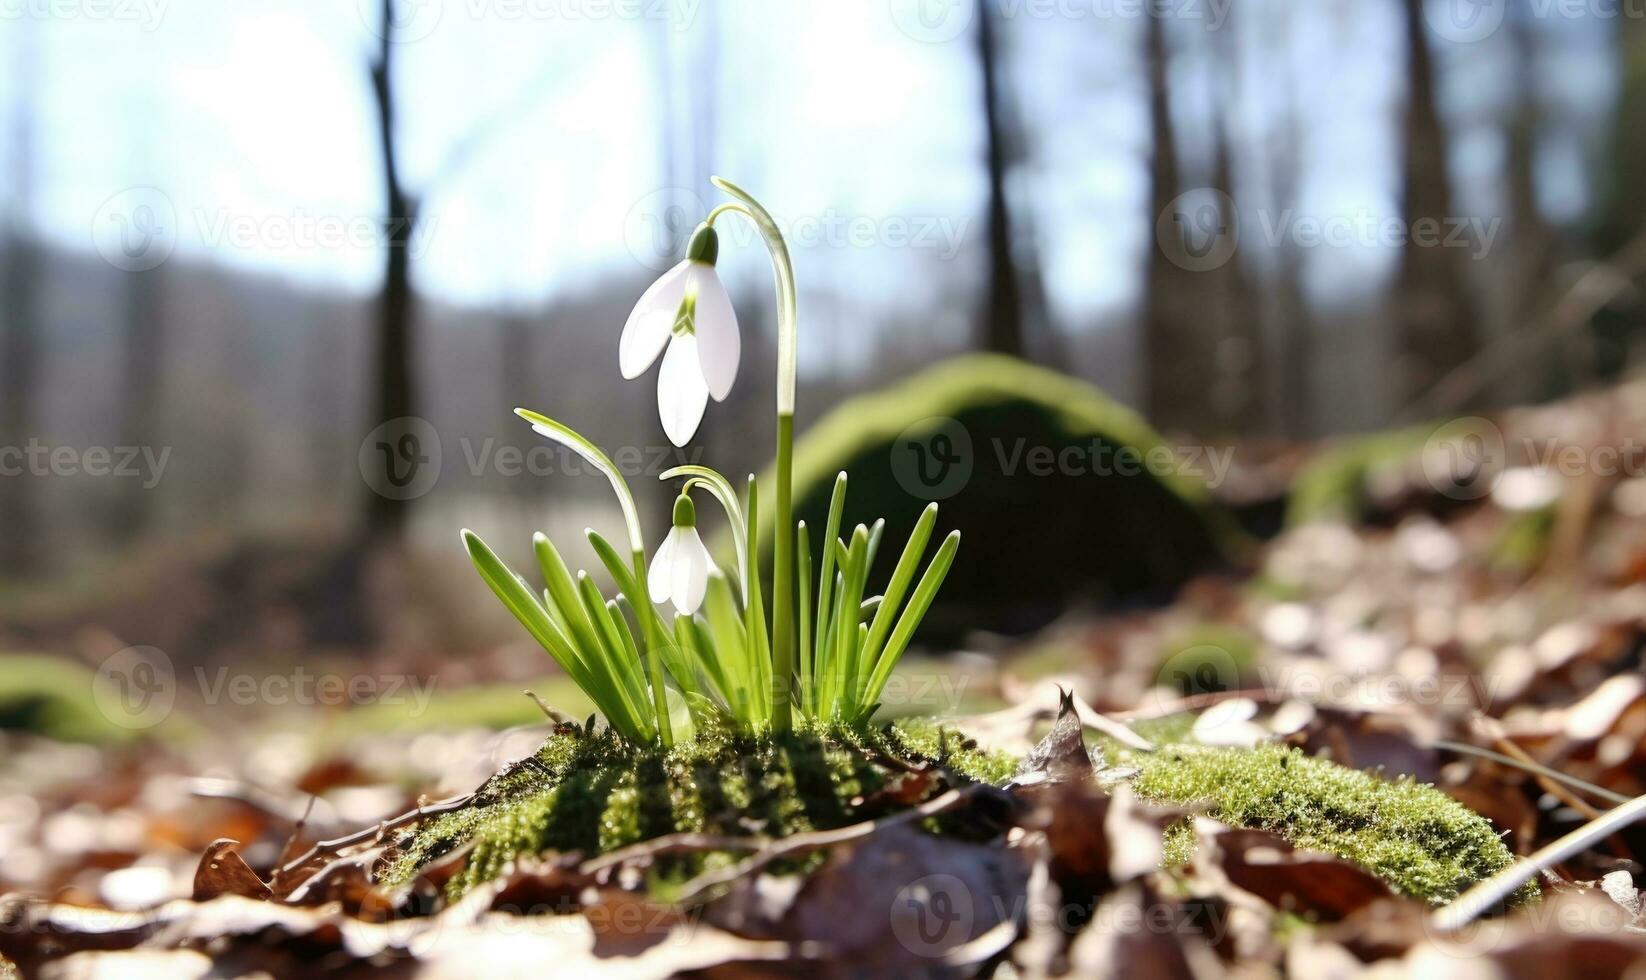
660 464 750 603
632 548 674 747
515 408 670 745
707 176 797 731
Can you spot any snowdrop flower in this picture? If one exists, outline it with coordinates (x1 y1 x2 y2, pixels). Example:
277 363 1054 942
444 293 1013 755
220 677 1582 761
620 223 741 447
649 493 717 615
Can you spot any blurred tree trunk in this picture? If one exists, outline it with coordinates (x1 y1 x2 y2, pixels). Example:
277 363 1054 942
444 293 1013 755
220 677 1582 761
1141 12 1210 434
364 0 420 544
1503 8 1558 402
1255 4 1312 438
1585 13 1646 379
498 311 536 500
1392 0 1481 404
1 28 42 575
111 266 166 540
1204 20 1265 434
1270 112 1312 438
975 3 1029 359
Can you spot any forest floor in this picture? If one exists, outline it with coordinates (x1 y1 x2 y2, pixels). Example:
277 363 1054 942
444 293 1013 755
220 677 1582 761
4 386 1646 976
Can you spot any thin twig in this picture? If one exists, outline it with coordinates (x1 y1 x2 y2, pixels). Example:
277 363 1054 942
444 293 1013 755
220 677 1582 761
672 784 997 904
1433 791 1646 931
273 792 476 883
1470 715 1601 819
1401 226 1646 421
1432 738 1630 807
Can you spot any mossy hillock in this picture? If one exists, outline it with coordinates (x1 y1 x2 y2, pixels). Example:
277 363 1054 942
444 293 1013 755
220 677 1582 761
761 354 1242 636
381 719 1015 896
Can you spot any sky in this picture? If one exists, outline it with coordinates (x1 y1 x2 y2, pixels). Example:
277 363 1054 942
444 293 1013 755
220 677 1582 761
1 0 1622 362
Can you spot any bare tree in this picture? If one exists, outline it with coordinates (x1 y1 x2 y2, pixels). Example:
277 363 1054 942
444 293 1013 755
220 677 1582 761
974 3 1051 359
363 0 419 542
1203 21 1266 433
1501 5 1558 402
1141 11 1212 434
1 25 42 573
361 0 566 543
1392 0 1481 405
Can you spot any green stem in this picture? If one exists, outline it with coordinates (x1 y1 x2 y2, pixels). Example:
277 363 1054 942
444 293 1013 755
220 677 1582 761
633 549 674 747
708 176 798 732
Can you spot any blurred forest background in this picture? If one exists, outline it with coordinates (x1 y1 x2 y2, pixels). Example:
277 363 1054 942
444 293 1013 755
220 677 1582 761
1 0 1644 670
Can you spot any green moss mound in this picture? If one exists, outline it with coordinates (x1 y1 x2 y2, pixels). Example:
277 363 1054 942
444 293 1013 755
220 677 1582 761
385 707 1527 908
1285 426 1429 526
0 653 154 744
767 354 1240 635
1109 738 1532 907
382 720 1016 896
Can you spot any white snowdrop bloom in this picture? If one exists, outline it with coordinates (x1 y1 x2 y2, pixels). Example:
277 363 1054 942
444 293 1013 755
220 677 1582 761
648 494 717 615
620 223 740 446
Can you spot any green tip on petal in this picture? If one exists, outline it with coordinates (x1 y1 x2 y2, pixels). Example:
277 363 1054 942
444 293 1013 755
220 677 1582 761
686 222 718 265
672 493 697 528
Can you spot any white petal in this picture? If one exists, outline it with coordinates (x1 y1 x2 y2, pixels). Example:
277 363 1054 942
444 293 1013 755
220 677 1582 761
689 265 740 402
648 530 679 604
657 334 709 446
671 527 713 614
620 261 691 379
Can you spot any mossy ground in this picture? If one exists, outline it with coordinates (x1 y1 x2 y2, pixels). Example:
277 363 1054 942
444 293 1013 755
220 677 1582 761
1100 719 1534 907
384 711 1530 908
381 719 1016 896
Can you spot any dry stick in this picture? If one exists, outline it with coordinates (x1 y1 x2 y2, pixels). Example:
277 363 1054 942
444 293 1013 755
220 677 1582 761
672 784 995 905
273 796 320 874
1470 715 1600 820
1433 790 1646 932
1400 226 1646 423
274 791 476 882
1431 738 1630 807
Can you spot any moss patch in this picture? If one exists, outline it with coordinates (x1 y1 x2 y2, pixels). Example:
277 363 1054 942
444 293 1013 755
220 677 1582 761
1106 737 1532 907
760 354 1244 635
1285 425 1444 527
0 653 175 744
385 709 1528 909
382 719 1016 896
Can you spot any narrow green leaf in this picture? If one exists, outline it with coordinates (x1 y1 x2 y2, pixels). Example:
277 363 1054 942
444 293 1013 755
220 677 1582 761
516 409 645 554
796 521 814 718
860 504 937 680
862 530 961 709
813 472 847 677
578 572 653 740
